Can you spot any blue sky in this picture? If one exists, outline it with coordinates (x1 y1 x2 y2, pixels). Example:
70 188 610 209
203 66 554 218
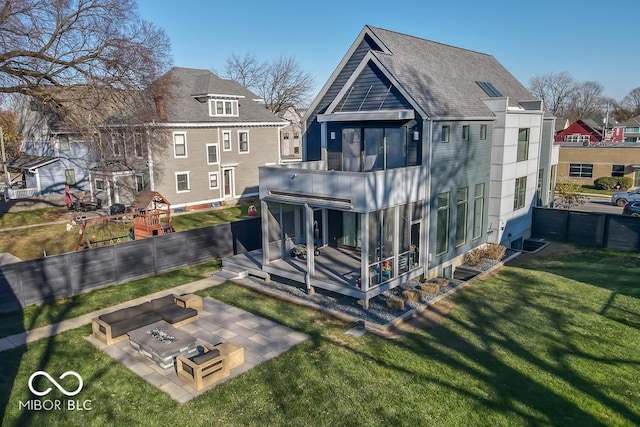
137 0 639 102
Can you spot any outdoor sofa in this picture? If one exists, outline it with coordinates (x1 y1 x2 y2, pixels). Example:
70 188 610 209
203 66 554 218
92 294 199 345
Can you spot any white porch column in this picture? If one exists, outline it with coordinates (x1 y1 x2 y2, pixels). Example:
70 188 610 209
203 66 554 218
305 203 314 287
261 200 270 266
360 211 369 291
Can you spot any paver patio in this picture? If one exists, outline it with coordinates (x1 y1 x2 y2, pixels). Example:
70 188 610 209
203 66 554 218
86 296 309 404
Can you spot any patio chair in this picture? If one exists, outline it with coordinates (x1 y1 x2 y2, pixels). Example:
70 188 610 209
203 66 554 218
176 343 230 391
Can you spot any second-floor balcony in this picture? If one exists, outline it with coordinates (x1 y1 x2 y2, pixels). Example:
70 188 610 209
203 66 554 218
260 161 426 212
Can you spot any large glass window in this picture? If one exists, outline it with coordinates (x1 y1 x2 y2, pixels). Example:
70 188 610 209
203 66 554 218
514 177 527 210
569 163 593 178
473 183 484 239
611 164 625 177
456 187 468 247
517 128 529 161
385 128 406 169
342 128 362 172
364 128 384 171
436 192 450 255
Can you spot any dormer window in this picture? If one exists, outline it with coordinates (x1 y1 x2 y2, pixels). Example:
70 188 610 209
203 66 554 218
209 99 238 117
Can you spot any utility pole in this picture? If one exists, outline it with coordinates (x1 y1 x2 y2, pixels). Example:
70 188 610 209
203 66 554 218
1 126 10 185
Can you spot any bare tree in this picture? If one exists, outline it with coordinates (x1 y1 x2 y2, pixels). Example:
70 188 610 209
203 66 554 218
622 87 640 116
0 0 171 99
528 72 577 117
223 54 314 114
223 53 268 90
566 81 606 122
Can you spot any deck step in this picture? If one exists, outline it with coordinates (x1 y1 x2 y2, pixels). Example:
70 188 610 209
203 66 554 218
212 268 249 280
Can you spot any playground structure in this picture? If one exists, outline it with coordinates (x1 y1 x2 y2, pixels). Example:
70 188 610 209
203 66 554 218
74 190 174 250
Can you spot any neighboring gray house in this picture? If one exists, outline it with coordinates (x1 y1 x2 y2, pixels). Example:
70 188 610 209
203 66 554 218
147 67 286 210
278 106 305 162
241 25 557 308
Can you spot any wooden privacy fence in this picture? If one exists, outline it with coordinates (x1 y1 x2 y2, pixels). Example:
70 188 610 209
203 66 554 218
531 207 640 252
0 218 261 313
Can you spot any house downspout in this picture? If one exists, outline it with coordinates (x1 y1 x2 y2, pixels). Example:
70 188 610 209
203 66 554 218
146 128 155 190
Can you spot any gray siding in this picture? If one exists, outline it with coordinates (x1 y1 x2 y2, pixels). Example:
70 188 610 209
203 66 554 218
429 121 493 266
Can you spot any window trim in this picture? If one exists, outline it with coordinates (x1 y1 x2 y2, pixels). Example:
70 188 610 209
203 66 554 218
238 130 250 154
222 130 232 151
472 183 485 240
517 128 529 162
208 99 239 117
513 176 527 210
462 125 470 141
206 143 219 165
441 125 450 143
455 187 468 247
436 191 450 255
208 171 219 190
135 174 144 192
95 178 105 191
173 132 188 158
480 124 487 140
175 171 190 193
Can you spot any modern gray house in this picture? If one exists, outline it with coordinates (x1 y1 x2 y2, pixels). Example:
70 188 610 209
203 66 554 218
224 25 559 308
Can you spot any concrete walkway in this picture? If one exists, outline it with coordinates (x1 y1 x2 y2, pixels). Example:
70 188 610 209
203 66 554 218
0 275 227 353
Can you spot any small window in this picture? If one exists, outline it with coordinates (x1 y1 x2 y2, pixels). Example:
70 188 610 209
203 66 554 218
95 178 105 191
134 131 144 158
59 135 70 151
480 124 487 140
176 172 190 193
283 132 289 139
238 131 249 153
294 146 300 154
517 128 529 162
611 164 625 177
222 131 232 151
173 132 187 158
206 144 219 164
208 172 219 190
65 169 76 186
209 99 238 117
462 125 470 141
135 175 144 192
293 132 299 139
441 126 450 143
514 176 527 210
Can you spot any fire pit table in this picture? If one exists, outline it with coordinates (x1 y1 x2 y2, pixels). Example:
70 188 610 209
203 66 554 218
127 320 198 369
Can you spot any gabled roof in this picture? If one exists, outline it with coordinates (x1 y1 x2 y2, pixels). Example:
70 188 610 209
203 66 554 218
308 25 537 120
132 190 171 210
622 115 640 126
157 67 286 125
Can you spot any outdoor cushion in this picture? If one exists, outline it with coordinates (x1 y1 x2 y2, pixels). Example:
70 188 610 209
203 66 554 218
125 302 154 318
111 311 162 338
99 307 130 324
150 294 175 310
156 304 197 324
191 348 221 365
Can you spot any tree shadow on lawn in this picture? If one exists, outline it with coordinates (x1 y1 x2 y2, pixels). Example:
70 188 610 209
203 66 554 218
385 268 640 425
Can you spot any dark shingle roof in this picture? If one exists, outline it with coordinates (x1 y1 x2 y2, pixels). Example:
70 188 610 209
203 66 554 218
159 67 285 124
365 26 536 117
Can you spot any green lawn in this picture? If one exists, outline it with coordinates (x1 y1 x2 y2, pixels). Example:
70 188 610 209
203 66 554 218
0 203 259 260
1 245 639 426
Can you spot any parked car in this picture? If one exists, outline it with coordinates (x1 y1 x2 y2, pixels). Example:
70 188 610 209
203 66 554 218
611 187 640 206
622 201 640 217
